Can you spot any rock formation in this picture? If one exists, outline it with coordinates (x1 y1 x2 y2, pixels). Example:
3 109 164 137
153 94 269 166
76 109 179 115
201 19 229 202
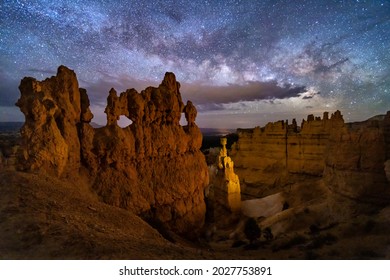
230 111 345 192
231 110 390 206
216 137 241 213
206 137 241 227
323 113 390 205
16 66 83 176
16 66 209 235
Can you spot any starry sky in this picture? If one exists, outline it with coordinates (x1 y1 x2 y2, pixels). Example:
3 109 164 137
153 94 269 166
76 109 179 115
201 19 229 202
1 0 389 128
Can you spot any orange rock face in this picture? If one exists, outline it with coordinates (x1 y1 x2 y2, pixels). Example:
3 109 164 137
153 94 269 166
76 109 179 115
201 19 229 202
16 66 83 176
231 110 390 205
16 66 209 234
323 113 390 205
231 111 344 186
215 137 241 214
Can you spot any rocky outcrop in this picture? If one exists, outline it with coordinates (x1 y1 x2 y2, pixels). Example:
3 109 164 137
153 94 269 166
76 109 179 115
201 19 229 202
206 137 241 227
231 111 345 188
16 66 209 235
288 111 344 176
230 122 287 188
323 113 390 205
231 110 390 207
16 66 84 176
216 137 241 214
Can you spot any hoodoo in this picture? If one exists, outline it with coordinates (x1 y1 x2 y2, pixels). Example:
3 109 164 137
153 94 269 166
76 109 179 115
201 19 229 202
16 66 209 235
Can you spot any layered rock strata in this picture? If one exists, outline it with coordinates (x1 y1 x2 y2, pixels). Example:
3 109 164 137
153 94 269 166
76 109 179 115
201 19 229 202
231 110 390 205
324 113 390 205
231 111 344 187
16 66 209 234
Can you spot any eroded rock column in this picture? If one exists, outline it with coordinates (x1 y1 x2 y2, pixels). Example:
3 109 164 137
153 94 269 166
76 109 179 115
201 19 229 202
214 137 241 215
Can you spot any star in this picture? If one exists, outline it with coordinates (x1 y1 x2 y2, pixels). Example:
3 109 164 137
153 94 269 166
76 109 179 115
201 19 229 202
1 0 389 128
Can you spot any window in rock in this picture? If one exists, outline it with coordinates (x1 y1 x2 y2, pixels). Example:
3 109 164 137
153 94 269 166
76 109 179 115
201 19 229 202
179 112 186 126
118 116 133 128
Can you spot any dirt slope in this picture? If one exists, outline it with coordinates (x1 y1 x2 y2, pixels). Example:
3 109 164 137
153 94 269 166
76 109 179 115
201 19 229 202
0 170 212 259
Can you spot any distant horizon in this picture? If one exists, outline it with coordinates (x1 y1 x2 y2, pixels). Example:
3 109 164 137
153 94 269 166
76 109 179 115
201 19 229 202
2 70 388 129
1 108 388 131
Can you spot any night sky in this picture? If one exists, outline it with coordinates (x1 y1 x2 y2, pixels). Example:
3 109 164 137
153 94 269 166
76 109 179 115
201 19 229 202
1 0 389 128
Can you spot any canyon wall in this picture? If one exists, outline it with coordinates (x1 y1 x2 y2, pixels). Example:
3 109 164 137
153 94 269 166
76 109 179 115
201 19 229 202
287 111 344 176
324 113 390 205
231 111 344 185
231 111 390 205
16 66 209 234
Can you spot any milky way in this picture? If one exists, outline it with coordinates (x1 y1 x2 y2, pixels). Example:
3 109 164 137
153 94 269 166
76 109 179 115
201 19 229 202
1 0 389 128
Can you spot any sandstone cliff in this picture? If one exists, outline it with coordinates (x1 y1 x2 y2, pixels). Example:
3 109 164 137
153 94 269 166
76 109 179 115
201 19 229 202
16 66 209 235
227 111 390 244
324 113 390 205
231 110 390 206
231 111 344 192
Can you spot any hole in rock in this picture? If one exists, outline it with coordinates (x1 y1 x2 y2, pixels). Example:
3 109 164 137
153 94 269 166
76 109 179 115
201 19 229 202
118 116 133 128
180 112 186 126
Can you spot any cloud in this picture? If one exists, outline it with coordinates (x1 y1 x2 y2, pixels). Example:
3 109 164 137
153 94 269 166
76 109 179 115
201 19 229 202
81 72 308 115
80 72 157 106
196 103 226 112
26 68 57 76
181 80 307 112
301 90 320 100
